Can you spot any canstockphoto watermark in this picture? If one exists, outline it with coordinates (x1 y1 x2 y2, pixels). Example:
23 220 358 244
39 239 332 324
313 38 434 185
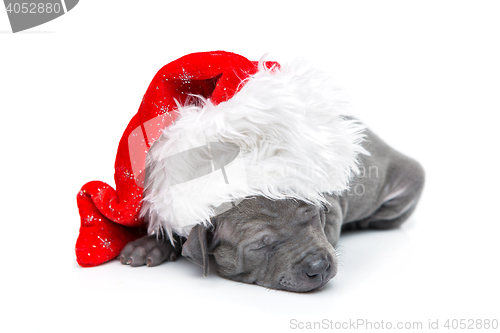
290 319 423 330
3 0 79 33
289 318 499 330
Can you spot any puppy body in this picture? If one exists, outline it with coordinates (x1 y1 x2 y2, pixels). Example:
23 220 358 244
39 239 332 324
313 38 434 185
119 128 424 292
324 128 425 245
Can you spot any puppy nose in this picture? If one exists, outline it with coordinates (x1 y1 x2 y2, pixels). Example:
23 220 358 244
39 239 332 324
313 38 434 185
302 254 330 279
289 252 337 292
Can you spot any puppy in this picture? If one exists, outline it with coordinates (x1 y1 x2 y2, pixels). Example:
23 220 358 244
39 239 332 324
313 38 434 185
118 128 424 292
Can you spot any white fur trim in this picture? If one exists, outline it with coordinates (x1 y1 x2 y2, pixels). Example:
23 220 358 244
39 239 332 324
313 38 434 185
140 59 367 240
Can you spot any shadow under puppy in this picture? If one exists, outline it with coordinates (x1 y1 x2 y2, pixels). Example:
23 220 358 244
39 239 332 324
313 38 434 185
119 128 424 292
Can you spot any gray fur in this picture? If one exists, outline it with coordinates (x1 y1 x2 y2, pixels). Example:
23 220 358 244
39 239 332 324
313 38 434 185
119 128 425 292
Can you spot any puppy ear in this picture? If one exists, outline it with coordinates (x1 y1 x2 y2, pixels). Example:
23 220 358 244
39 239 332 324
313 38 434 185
182 224 210 277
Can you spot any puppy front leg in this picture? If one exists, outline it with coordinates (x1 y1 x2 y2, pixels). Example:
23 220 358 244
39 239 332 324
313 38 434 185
118 234 182 267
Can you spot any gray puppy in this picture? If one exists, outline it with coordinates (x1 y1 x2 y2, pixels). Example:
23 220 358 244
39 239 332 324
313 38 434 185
118 128 424 292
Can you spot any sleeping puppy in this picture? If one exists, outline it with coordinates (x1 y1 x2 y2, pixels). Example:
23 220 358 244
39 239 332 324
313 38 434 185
118 128 424 292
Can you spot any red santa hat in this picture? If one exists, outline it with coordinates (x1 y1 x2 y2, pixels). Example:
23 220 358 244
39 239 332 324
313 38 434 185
75 51 366 267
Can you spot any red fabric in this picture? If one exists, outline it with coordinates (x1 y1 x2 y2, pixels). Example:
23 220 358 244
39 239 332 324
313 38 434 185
76 51 279 267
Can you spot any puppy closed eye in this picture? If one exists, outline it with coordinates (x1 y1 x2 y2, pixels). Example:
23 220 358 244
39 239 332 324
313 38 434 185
249 236 280 251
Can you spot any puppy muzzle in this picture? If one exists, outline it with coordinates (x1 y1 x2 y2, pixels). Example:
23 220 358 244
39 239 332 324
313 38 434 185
279 251 337 292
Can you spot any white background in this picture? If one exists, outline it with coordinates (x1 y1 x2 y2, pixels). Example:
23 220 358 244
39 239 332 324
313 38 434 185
1 1 499 332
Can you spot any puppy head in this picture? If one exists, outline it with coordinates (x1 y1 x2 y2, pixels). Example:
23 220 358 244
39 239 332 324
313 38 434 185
182 196 337 292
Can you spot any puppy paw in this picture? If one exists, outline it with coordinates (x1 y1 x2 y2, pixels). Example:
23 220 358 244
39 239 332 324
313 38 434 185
118 235 179 267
